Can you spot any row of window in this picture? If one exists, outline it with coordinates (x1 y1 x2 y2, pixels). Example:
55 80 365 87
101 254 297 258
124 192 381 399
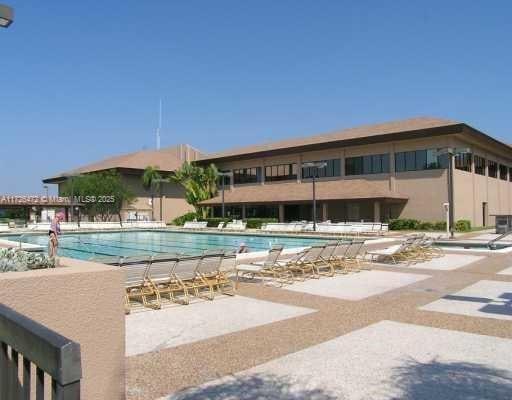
223 151 512 185
395 149 448 172
455 154 512 181
345 154 390 175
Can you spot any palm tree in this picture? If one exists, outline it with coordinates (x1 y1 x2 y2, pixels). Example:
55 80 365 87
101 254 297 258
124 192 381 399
142 166 162 220
172 162 218 218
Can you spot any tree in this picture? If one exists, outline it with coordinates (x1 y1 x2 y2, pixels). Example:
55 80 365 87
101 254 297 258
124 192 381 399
60 170 135 222
171 162 218 218
142 166 162 221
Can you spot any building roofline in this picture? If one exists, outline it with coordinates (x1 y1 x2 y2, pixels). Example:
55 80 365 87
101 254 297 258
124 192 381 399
197 122 464 164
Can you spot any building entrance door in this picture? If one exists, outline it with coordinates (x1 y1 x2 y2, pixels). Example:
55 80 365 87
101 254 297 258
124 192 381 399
482 202 488 227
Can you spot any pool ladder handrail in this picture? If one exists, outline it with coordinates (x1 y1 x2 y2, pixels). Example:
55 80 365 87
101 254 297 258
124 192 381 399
487 229 512 249
18 225 38 250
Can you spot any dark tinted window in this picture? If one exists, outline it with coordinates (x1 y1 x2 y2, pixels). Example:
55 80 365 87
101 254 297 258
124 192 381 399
395 149 447 172
345 154 390 175
217 170 231 187
488 161 498 178
415 150 427 170
474 155 486 175
302 159 341 179
500 165 508 180
455 153 472 172
233 167 262 184
395 152 405 172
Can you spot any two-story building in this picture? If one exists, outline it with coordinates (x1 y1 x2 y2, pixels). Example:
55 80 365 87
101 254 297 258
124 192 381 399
197 117 512 226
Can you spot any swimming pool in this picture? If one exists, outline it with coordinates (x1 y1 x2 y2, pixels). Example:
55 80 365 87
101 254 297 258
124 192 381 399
6 230 329 260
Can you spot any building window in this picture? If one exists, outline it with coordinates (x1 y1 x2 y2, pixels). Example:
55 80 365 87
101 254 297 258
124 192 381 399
245 205 279 218
455 153 472 172
233 167 262 184
395 149 447 172
264 163 297 182
509 167 512 182
217 170 231 187
302 159 341 179
345 154 389 176
474 155 486 175
488 161 498 178
500 165 508 180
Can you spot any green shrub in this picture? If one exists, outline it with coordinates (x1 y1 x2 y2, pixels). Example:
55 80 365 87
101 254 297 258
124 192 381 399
433 221 447 231
171 212 200 226
245 218 278 229
389 219 420 230
455 219 471 232
418 221 434 231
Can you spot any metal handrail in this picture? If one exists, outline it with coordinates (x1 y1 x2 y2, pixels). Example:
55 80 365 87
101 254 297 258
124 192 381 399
487 229 512 249
0 303 82 399
18 225 39 250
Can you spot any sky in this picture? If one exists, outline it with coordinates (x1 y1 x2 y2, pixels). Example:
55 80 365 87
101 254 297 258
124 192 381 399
1 1 512 194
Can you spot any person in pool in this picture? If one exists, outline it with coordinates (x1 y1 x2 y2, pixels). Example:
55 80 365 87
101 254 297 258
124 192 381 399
237 242 249 254
48 212 65 258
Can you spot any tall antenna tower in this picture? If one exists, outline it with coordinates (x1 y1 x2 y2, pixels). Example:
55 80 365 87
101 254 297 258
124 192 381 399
156 98 162 150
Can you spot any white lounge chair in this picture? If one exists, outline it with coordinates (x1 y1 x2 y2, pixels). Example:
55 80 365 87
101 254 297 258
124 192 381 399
365 243 408 264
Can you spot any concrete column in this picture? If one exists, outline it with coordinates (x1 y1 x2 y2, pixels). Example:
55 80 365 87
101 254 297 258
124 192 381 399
322 202 328 221
278 204 285 222
242 204 246 219
374 201 381 222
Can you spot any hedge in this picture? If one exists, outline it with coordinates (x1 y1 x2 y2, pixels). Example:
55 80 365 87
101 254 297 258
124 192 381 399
389 219 446 231
389 218 471 232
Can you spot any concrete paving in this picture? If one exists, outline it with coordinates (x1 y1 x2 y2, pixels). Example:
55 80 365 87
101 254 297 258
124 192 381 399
402 254 484 271
498 266 512 275
126 296 316 356
126 251 512 400
161 320 512 400
421 280 512 321
283 270 430 301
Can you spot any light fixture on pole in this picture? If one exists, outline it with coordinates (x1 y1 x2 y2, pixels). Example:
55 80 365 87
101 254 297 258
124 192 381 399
436 147 471 238
218 172 233 218
0 4 13 28
302 161 327 231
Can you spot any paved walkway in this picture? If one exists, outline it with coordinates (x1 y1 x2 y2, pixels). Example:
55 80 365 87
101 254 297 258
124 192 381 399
126 249 512 400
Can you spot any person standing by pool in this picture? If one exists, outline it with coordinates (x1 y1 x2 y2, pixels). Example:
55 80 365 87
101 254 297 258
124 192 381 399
48 212 64 258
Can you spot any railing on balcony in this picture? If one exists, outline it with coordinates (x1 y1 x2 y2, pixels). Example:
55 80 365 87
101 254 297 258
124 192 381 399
0 304 82 399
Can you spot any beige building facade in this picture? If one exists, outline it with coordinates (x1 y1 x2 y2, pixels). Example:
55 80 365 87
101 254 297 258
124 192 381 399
199 117 512 226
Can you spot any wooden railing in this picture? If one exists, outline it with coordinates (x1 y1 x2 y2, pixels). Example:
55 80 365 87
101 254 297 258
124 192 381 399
0 304 82 399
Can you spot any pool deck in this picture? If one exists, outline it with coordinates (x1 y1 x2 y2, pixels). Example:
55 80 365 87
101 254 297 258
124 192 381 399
125 247 512 400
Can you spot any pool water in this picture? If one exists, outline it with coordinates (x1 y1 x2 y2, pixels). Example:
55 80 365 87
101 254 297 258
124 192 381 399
6 230 328 260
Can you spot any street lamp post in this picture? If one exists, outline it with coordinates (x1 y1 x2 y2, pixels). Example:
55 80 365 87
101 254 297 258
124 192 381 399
218 172 233 219
0 4 13 28
437 147 471 238
302 162 327 231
